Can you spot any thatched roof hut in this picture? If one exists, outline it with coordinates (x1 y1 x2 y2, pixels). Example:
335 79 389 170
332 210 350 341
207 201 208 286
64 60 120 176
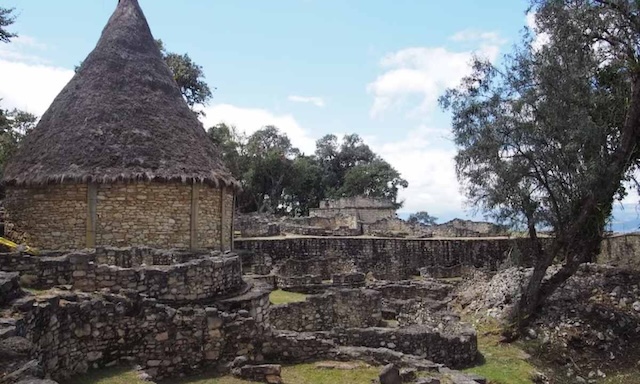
4 0 237 188
3 0 238 251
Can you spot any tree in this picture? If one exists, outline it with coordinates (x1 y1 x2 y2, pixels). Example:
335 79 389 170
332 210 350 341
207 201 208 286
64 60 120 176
0 7 16 43
337 158 408 207
285 155 324 216
313 133 407 205
440 0 640 332
207 122 246 180
241 126 300 214
157 40 213 110
408 211 438 226
0 109 37 197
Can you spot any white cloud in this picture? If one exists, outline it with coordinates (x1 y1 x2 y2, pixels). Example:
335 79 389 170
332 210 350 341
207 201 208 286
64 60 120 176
0 36 74 114
450 30 506 45
288 95 325 108
367 33 503 118
200 103 317 154
365 126 465 218
526 12 550 52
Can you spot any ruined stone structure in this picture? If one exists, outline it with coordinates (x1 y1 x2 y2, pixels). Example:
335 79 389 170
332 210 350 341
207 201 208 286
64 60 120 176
598 232 640 270
235 197 508 239
310 196 397 224
237 236 540 280
2 0 238 251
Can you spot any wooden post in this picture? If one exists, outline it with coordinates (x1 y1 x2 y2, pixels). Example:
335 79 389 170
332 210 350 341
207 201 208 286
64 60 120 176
86 183 97 248
220 187 226 251
190 183 199 250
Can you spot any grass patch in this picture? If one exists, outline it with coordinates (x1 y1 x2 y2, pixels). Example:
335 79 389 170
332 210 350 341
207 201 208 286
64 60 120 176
602 370 640 384
269 289 308 305
175 362 380 384
65 362 380 384
462 320 537 384
63 366 145 384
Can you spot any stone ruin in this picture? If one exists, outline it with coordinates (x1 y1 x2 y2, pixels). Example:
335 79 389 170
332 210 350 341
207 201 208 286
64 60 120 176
234 196 508 239
0 239 494 384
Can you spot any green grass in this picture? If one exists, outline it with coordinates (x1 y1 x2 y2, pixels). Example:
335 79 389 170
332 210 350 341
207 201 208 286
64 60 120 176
602 370 640 384
65 362 380 384
63 366 145 384
462 320 537 384
269 289 308 305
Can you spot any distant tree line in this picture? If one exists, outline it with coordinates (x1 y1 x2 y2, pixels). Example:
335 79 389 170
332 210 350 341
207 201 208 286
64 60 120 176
208 124 408 216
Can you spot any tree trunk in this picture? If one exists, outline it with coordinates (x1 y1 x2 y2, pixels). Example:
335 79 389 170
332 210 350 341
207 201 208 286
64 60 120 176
514 73 640 332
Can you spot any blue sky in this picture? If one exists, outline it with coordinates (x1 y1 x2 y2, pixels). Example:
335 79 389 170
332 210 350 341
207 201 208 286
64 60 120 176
1 0 639 230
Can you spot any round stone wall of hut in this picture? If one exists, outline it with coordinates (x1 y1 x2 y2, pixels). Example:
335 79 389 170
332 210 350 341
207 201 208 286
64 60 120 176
3 182 235 251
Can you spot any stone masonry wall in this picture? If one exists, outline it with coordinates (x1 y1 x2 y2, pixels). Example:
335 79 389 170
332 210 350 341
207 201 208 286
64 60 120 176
96 183 191 249
197 185 222 249
332 325 477 369
0 248 245 303
4 184 88 249
598 233 640 270
222 188 234 250
270 289 382 331
11 290 267 382
236 237 539 280
5 182 234 250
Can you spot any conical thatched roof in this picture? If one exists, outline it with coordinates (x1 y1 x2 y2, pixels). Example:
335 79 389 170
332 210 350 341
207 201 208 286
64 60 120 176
4 0 239 188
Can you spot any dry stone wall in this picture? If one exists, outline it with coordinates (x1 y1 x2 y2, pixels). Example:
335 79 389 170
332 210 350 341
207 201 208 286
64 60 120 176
10 290 267 382
96 183 191 248
270 289 382 331
598 233 640 270
196 185 222 249
0 248 245 303
4 185 87 249
332 325 477 369
4 182 234 251
236 237 539 280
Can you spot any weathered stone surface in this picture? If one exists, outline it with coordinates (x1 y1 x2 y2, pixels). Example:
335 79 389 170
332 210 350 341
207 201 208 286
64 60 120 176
4 183 234 250
270 289 382 332
0 248 245 302
236 237 541 280
379 364 401 384
233 364 282 383
0 271 21 306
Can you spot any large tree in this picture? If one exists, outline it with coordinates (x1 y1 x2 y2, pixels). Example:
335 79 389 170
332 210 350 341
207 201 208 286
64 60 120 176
314 133 406 205
441 0 640 332
157 40 213 110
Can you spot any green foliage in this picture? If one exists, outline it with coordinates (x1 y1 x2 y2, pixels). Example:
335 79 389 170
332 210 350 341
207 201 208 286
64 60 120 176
441 0 640 326
0 7 16 43
337 159 408 208
408 211 438 226
209 126 407 216
0 108 37 193
157 39 214 110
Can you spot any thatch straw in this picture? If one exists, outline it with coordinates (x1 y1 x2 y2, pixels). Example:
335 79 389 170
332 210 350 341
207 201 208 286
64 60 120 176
3 0 239 189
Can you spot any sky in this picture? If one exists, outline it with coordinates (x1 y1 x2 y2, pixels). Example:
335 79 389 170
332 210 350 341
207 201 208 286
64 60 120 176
1 0 639 230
